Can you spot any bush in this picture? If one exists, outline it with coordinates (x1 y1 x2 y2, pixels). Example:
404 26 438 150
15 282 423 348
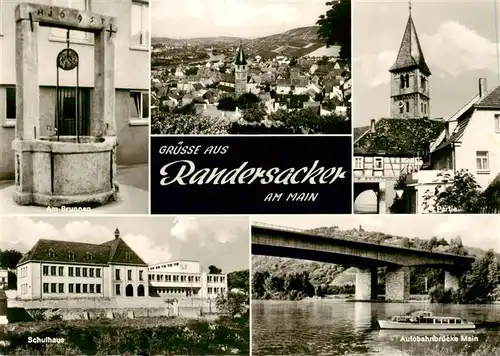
151 110 230 135
428 286 453 303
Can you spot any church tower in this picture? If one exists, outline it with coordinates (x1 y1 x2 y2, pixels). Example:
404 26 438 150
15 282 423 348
234 42 248 96
389 5 431 119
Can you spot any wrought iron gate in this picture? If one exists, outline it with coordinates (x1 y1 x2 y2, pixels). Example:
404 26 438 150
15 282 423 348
56 87 91 136
55 30 91 140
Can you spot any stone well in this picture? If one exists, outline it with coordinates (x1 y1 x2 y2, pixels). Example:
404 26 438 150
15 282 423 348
12 136 118 207
13 3 119 207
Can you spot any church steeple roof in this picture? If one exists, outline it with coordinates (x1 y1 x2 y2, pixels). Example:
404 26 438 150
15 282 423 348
389 13 431 76
235 41 247 65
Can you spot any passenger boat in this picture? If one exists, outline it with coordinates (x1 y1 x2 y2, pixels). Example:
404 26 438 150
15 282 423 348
378 310 475 330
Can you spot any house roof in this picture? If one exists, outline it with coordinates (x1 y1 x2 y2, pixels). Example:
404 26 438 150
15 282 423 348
389 14 431 76
431 85 500 152
17 234 148 267
218 84 235 93
474 85 500 109
354 126 370 141
354 118 444 156
432 94 480 152
220 73 236 83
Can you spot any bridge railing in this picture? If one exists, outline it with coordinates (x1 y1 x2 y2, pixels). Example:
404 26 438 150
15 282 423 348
251 221 474 259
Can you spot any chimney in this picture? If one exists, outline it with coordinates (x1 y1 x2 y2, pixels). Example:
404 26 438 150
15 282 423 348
370 119 376 133
444 122 450 140
114 228 120 240
479 78 487 98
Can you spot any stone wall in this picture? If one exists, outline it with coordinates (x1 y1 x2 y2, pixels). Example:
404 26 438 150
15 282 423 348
9 296 164 309
355 267 377 300
385 266 410 301
27 307 174 321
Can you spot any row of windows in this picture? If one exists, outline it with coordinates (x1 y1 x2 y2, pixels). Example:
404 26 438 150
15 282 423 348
48 248 93 261
150 274 201 283
42 265 101 278
115 269 144 281
354 157 384 170
354 152 490 173
150 262 181 270
398 74 427 90
149 274 226 283
155 287 226 295
156 288 200 295
43 282 102 294
208 287 225 294
4 88 149 121
208 276 225 283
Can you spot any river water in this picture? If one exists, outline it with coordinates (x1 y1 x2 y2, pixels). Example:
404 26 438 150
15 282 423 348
252 300 500 356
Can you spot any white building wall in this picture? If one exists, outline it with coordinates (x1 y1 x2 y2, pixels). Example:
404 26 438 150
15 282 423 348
149 260 201 274
18 262 109 299
0 0 149 89
111 264 149 297
103 265 113 298
454 110 500 189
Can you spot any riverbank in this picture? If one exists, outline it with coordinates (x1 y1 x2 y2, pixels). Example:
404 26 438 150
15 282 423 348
253 294 432 302
0 316 249 355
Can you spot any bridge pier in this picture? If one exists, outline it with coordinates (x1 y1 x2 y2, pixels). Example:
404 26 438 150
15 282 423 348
444 271 460 291
355 267 377 300
385 266 409 301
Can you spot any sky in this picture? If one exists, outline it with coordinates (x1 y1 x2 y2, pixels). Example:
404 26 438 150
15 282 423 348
151 0 331 38
353 0 500 126
252 215 500 252
0 216 250 273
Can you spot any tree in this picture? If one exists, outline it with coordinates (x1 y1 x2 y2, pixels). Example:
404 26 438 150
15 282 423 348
423 170 486 213
317 0 351 62
0 249 23 269
185 67 199 76
481 179 500 213
7 271 16 290
215 291 248 318
217 97 238 111
227 270 250 294
462 250 496 303
237 93 260 109
252 271 269 298
242 104 266 123
289 57 298 66
209 265 223 274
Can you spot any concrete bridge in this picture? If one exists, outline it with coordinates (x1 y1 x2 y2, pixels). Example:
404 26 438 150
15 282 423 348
252 222 475 301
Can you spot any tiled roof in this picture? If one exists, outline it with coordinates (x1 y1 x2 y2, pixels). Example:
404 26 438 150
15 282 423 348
101 238 147 266
474 86 500 109
433 116 472 152
354 118 444 156
218 84 235 93
432 95 479 152
220 73 235 83
389 14 431 76
354 126 370 141
18 236 147 267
